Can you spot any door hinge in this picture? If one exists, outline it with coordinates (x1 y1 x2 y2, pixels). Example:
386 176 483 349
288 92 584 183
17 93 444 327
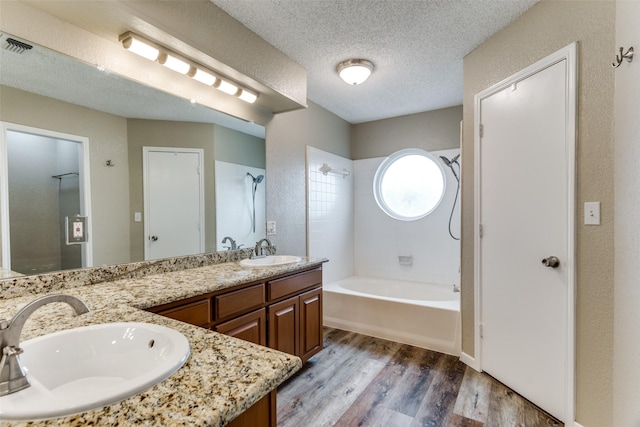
479 224 484 238
480 323 484 339
479 124 484 138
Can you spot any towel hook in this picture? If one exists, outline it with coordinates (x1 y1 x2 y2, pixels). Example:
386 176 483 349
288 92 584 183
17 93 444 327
612 46 634 68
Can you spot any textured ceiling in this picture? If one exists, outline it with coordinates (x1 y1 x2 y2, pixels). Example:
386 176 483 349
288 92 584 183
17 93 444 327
211 0 539 124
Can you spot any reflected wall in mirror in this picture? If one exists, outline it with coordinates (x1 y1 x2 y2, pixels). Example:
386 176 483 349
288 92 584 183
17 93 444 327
0 33 266 278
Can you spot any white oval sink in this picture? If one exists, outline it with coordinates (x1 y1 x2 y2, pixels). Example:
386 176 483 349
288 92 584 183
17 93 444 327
240 255 302 267
0 322 190 421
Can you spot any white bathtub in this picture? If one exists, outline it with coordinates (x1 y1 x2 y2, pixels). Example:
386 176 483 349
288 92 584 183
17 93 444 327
323 276 461 356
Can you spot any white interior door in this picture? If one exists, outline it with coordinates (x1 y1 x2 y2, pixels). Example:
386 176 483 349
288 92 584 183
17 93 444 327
143 147 204 260
476 45 576 422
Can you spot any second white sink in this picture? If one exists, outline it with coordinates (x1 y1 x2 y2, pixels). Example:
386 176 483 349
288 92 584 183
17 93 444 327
0 322 190 421
240 255 302 267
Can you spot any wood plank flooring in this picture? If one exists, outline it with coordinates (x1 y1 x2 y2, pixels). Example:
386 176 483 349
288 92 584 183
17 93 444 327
277 328 562 427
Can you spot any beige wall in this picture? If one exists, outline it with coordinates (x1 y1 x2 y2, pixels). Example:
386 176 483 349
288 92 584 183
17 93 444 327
0 86 131 267
127 120 264 261
462 1 615 425
352 106 462 159
0 86 129 266
214 126 266 169
613 1 640 425
265 101 351 256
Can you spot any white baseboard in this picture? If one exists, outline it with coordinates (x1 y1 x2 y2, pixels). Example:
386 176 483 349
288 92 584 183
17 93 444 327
460 351 481 371
573 422 584 427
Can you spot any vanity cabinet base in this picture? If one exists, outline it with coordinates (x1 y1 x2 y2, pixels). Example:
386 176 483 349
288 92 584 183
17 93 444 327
227 390 276 427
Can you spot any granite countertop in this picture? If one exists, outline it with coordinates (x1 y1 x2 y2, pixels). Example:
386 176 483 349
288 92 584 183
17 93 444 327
0 257 326 426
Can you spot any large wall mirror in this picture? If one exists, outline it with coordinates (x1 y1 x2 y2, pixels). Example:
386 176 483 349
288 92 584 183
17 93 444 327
0 33 267 278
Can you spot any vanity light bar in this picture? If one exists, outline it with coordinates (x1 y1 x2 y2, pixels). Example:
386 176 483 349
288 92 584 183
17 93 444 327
119 32 259 104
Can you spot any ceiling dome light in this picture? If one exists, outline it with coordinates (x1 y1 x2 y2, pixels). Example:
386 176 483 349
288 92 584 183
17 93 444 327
337 59 374 85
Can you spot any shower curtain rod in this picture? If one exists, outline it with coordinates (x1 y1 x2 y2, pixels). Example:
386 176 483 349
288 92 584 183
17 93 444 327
51 172 79 179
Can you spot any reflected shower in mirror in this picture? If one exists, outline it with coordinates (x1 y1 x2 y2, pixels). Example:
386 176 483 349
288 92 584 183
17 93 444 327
0 33 266 278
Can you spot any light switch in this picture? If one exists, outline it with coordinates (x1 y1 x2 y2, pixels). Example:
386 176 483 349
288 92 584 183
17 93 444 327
584 202 600 225
134 212 142 222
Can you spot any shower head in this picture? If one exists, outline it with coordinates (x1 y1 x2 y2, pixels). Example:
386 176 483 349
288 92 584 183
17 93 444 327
439 156 452 167
439 154 460 167
247 172 264 184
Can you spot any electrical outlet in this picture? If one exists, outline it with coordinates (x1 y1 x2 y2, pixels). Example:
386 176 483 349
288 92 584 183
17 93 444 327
134 212 142 222
266 220 277 235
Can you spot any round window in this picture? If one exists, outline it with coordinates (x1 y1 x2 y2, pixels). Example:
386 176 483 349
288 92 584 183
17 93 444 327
373 148 446 221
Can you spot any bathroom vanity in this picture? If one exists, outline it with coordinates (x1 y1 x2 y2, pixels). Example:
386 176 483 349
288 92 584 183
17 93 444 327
0 256 325 426
146 265 324 426
148 266 323 364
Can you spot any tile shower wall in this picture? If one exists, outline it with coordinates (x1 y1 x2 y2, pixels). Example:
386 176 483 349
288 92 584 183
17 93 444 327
306 147 354 284
354 148 461 286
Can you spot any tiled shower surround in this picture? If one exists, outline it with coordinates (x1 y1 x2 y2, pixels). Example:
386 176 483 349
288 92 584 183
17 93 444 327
307 146 460 286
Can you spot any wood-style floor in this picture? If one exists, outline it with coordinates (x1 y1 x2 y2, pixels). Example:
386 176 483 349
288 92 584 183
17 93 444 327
277 328 562 427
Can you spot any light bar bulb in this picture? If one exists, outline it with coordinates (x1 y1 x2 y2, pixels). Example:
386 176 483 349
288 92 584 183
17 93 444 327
160 53 191 75
122 36 159 61
192 68 218 86
238 89 258 104
216 79 239 96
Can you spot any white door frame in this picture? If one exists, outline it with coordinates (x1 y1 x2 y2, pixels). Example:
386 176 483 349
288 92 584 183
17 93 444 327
473 43 577 423
0 122 93 271
142 146 205 260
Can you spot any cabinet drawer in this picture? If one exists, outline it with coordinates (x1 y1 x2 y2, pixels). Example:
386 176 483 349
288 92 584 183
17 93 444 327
215 308 267 346
268 269 322 301
215 283 265 320
157 299 210 328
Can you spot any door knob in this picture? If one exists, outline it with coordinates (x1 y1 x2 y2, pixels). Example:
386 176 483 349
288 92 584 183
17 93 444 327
541 256 560 268
149 235 159 241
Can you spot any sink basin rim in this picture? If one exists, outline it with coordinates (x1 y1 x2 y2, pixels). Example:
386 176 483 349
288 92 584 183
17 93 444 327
240 255 302 267
0 322 190 421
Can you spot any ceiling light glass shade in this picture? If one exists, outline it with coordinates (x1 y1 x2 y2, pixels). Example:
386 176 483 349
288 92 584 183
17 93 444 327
159 53 191 75
216 79 239 96
191 68 218 86
122 36 159 61
238 89 258 103
337 59 374 85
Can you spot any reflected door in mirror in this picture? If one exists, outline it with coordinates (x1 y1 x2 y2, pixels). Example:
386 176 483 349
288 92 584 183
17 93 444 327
143 147 204 260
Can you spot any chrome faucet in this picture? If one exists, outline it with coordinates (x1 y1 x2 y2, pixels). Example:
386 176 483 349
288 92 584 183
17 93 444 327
221 236 238 250
0 294 90 396
254 238 273 257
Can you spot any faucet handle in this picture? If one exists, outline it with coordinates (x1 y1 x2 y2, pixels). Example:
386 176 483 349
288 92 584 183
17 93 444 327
3 345 23 357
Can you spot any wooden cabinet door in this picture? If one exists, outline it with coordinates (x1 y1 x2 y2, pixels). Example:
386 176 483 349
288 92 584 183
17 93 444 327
299 288 323 363
226 390 276 427
268 295 299 356
215 308 267 346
